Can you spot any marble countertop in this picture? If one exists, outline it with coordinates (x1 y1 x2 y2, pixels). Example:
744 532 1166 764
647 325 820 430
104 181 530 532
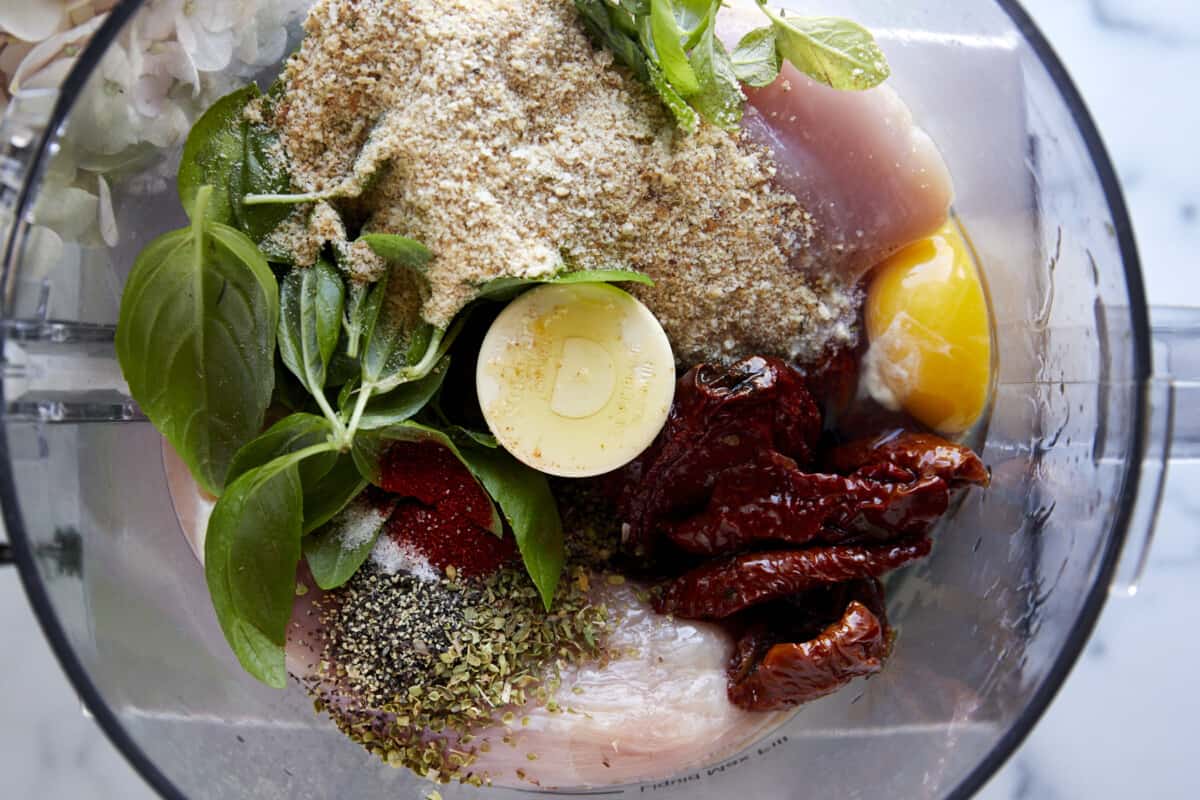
2 0 1198 798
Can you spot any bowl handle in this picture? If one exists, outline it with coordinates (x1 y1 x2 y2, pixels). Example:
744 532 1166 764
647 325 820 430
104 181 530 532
1110 305 1200 596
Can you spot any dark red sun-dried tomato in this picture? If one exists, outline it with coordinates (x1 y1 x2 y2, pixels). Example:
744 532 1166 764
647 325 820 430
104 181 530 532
607 356 821 554
605 355 988 712
662 450 952 555
728 597 889 711
654 537 931 620
827 431 990 488
379 441 515 578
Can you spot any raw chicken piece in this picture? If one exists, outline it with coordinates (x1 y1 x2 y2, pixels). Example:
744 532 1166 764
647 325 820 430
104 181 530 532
717 6 954 282
469 582 787 787
164 443 788 788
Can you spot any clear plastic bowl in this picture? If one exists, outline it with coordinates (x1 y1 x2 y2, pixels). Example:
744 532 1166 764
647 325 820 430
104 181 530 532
1 1 1194 798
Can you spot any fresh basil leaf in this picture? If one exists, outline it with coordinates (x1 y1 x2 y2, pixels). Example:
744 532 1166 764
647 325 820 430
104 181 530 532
357 356 450 430
457 445 565 611
116 187 278 495
232 120 292 242
272 357 314 413
301 454 368 535
689 17 744 129
619 1 650 17
325 347 360 388
342 281 370 359
178 85 259 225
475 268 654 303
225 413 360 533
351 421 502 535
648 0 700 95
226 413 336 487
446 426 500 450
405 322 434 367
573 0 708 133
358 281 448 394
205 444 333 686
647 60 700 133
279 258 344 397
575 0 651 81
730 26 781 87
754 4 890 90
359 234 432 273
303 494 396 590
670 0 714 50
359 273 407 386
337 378 360 416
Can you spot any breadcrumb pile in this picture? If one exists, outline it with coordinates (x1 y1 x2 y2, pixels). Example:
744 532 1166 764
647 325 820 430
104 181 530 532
273 0 858 364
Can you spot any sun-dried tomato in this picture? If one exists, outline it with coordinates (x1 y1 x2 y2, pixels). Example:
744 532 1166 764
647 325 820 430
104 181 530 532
662 450 953 555
607 356 821 555
654 537 930 620
606 356 988 712
794 345 861 417
828 431 989 488
728 587 890 711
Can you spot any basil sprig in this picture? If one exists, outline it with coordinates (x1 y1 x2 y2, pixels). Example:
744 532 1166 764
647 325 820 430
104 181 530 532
574 0 890 132
116 186 278 494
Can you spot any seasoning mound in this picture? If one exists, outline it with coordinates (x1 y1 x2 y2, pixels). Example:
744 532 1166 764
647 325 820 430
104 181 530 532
273 0 858 364
311 564 609 783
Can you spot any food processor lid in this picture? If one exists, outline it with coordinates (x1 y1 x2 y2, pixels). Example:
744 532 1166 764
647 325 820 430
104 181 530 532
0 1 1151 798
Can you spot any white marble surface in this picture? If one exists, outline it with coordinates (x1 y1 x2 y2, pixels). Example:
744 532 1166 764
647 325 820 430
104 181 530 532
1 0 1198 798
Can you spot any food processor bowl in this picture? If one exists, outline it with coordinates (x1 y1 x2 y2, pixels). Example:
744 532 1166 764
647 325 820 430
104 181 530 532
1 1 1196 798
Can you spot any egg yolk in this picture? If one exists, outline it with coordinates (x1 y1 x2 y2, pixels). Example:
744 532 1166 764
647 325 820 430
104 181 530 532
864 223 992 435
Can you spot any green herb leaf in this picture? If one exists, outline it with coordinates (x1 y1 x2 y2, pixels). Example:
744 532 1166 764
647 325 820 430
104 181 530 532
178 83 292 240
681 0 716 45
359 234 432 273
688 15 744 129
272 357 314 413
324 347 361 388
205 443 334 686
647 60 700 133
754 4 890 90
226 413 336 487
648 0 701 95
351 421 502 536
359 273 414 388
730 26 781 87
457 445 565 611
357 356 451 430
232 120 293 242
355 271 452 397
475 268 654 303
574 0 651 81
178 85 258 225
301 454 368 534
116 187 278 495
225 413 364 533
573 0 703 132
445 426 500 450
278 258 344 397
303 494 397 590
342 281 370 359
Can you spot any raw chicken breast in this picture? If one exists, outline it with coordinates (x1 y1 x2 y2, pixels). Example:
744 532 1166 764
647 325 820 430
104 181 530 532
164 443 787 788
469 582 787 787
718 6 954 282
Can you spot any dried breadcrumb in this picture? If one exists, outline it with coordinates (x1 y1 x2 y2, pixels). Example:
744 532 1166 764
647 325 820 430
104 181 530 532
274 0 858 364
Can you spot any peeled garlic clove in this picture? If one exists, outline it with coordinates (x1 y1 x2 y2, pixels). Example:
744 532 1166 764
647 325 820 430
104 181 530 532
476 283 675 478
